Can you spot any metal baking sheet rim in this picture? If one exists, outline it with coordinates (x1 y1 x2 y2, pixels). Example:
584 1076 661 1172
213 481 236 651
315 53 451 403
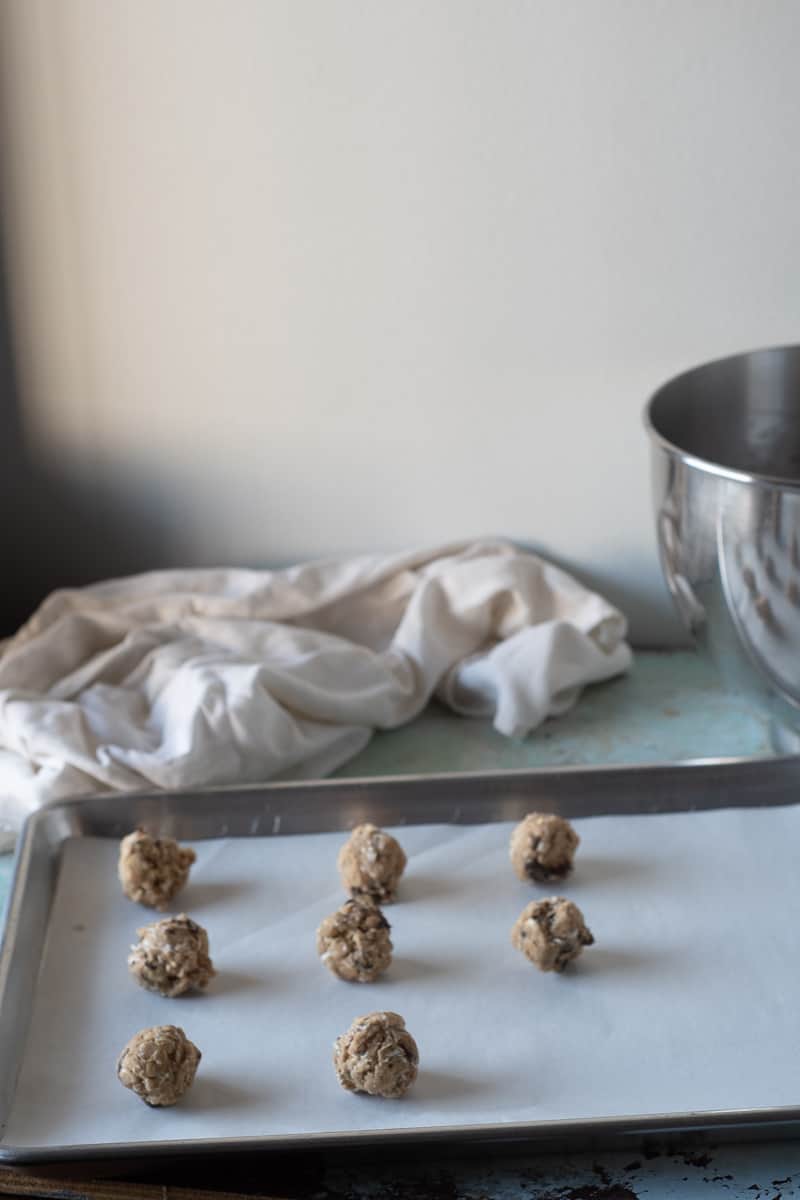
4 1107 800 1167
3 751 800 1165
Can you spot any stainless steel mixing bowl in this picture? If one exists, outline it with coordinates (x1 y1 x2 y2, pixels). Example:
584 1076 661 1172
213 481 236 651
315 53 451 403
645 345 800 749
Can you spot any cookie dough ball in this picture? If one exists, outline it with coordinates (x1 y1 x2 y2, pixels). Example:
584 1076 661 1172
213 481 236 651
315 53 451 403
118 829 196 909
128 914 216 997
510 813 579 883
338 824 407 903
334 1011 419 1098
117 1025 201 1106
317 897 393 983
512 897 594 972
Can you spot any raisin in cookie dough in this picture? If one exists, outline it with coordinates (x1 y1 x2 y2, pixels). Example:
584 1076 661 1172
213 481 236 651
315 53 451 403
317 897 393 983
511 897 594 972
117 1025 201 1106
338 824 407 903
334 1011 419 1097
510 813 579 883
118 830 196 909
128 914 216 997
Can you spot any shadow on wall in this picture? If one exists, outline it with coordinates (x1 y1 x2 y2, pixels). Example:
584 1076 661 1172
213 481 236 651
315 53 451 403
0 252 170 637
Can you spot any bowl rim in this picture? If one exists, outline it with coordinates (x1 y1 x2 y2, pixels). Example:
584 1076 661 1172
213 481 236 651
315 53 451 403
644 342 800 492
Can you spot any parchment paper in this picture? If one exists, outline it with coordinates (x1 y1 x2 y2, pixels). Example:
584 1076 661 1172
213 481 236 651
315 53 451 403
5 805 800 1148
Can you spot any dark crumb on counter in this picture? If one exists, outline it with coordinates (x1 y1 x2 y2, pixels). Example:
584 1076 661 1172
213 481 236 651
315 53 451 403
71 923 85 932
683 1152 713 1168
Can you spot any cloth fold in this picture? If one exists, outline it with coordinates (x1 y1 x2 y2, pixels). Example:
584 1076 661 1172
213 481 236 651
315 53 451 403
0 540 632 835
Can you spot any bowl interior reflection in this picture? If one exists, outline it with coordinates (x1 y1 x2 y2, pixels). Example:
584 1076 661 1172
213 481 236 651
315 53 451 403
648 345 800 485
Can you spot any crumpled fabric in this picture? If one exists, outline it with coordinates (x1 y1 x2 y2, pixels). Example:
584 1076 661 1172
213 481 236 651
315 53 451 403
0 539 632 837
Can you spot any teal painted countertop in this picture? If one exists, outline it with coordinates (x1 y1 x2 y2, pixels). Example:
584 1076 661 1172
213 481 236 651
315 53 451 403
333 648 772 777
0 650 796 1198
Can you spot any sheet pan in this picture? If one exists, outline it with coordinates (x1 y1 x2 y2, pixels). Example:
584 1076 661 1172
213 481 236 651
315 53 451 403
1 756 799 1164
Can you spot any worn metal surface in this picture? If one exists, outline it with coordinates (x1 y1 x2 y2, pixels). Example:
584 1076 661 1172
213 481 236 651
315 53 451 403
324 1142 800 1199
1 1140 797 1198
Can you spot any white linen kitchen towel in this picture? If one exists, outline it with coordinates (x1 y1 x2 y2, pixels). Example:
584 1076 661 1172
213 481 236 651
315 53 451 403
0 540 632 838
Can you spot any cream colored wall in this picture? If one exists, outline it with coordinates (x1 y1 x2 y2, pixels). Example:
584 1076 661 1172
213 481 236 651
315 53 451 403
3 1 800 642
